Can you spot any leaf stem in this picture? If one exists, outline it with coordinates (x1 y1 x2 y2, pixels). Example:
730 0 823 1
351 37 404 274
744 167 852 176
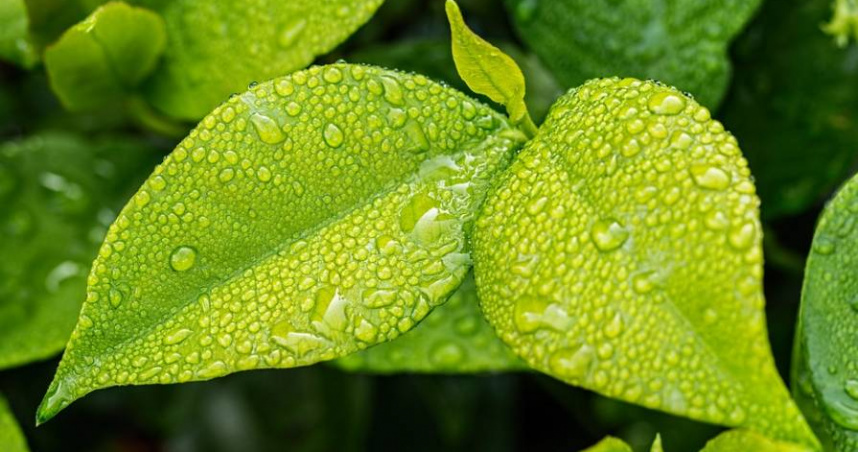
517 112 538 139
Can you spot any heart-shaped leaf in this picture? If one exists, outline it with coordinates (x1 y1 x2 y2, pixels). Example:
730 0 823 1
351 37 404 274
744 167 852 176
0 393 28 452
503 0 761 107
139 0 385 120
44 2 167 111
700 430 812 452
37 64 527 423
0 133 158 370
335 272 524 373
473 78 817 447
793 172 858 451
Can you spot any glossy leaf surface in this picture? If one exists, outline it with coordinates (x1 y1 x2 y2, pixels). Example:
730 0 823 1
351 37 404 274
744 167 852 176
793 172 858 451
335 272 524 373
37 64 526 422
44 1 167 111
0 133 157 370
473 78 817 447
700 429 812 452
138 0 385 120
0 394 27 452
504 0 761 107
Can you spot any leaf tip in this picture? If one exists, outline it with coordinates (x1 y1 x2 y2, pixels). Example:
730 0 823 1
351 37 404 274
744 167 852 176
35 377 74 426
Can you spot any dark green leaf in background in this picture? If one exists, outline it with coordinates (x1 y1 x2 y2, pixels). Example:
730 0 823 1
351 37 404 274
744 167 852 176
0 393 28 452
0 0 38 68
0 132 158 370
503 0 761 108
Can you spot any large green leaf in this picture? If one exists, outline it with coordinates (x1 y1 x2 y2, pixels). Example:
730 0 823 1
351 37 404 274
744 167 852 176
44 2 167 111
0 0 38 68
472 78 817 447
700 430 812 452
504 0 761 108
721 0 858 219
792 172 858 451
0 132 157 370
0 394 27 452
335 272 524 373
137 0 385 120
37 64 527 423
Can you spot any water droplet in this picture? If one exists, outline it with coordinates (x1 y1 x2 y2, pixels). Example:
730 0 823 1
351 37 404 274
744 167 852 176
108 286 125 308
690 165 730 190
430 342 465 366
632 272 655 294
814 236 836 255
591 219 629 251
647 91 686 115
728 222 756 250
163 328 193 345
323 123 344 148
549 345 594 380
251 113 285 144
323 67 343 83
604 313 624 338
404 122 429 153
170 246 197 272
379 76 404 106
513 296 550 333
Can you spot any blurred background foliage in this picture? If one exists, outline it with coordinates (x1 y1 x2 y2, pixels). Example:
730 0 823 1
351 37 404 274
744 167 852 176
1 0 856 450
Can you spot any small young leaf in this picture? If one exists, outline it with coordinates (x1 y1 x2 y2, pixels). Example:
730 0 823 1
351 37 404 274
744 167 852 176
581 436 632 452
445 0 537 136
793 172 858 451
37 64 526 423
140 0 385 120
700 430 813 452
823 0 858 47
473 78 818 447
0 0 38 68
334 272 525 373
0 133 158 370
0 394 29 452
504 0 761 108
651 434 664 452
44 2 167 111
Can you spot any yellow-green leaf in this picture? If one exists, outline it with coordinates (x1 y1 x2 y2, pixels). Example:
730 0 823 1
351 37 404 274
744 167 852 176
651 434 664 452
445 0 536 136
44 1 166 111
334 272 525 373
823 0 858 47
0 394 28 452
581 436 633 452
0 0 38 68
472 78 818 448
700 430 813 452
37 64 526 423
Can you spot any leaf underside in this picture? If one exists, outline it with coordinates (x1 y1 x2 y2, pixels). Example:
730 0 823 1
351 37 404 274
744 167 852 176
793 171 858 451
0 394 27 452
503 0 761 108
136 0 386 120
0 133 157 370
335 272 525 373
473 78 817 447
37 63 526 423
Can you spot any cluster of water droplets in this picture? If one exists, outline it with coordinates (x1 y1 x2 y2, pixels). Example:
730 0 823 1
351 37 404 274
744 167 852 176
474 77 810 443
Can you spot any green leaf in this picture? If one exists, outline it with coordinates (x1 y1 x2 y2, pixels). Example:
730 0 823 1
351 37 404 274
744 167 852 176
0 394 27 452
37 63 527 423
138 0 385 120
349 39 562 123
334 272 524 373
651 434 664 452
700 430 813 452
721 0 858 219
445 0 537 137
504 0 761 108
0 132 158 370
581 437 632 452
472 77 818 448
823 0 858 47
44 1 167 111
0 0 38 68
792 172 858 451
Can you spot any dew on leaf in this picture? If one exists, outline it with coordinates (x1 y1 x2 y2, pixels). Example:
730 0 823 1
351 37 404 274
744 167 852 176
169 246 197 272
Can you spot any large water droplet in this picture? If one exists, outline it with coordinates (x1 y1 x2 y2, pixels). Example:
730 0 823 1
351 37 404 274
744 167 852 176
514 296 550 333
690 165 730 190
251 113 285 144
170 246 197 272
591 219 629 251
323 123 344 148
549 345 594 380
379 76 404 106
813 236 836 255
647 92 686 115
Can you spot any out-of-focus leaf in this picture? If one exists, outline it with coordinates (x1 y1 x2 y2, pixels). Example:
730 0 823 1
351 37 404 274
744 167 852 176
473 78 818 447
793 172 858 451
721 0 858 219
0 394 27 452
335 272 524 373
503 0 761 108
44 2 166 111
581 436 632 452
823 0 858 47
0 132 158 370
349 39 561 122
137 0 386 120
445 0 535 135
36 64 526 423
700 430 812 452
650 434 663 452
0 0 38 68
